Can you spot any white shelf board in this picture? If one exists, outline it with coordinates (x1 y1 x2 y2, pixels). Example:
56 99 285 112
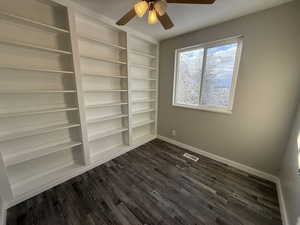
4 141 82 167
0 90 77 94
133 120 155 128
131 64 156 71
80 55 127 65
0 65 74 74
131 77 157 81
133 109 155 115
133 134 156 145
129 50 156 59
88 128 128 142
0 123 80 142
87 114 128 124
91 144 128 163
133 99 156 103
0 107 78 118
0 39 72 55
79 34 126 50
84 73 128 79
12 163 82 197
131 89 156 92
86 102 128 109
84 89 128 93
0 10 70 34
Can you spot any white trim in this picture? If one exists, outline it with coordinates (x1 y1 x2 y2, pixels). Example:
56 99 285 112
177 35 243 52
68 8 91 165
172 36 243 114
173 103 233 114
276 178 290 225
157 135 289 225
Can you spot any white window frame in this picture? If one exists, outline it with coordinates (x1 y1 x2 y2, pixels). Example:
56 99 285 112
172 36 243 114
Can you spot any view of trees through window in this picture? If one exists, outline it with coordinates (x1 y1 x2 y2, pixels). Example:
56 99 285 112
174 41 239 110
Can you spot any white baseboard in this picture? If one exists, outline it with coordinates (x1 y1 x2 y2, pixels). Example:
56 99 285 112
276 179 289 225
157 135 289 225
157 135 277 182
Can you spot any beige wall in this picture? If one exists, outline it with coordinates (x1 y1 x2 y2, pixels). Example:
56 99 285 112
158 0 300 175
279 103 300 225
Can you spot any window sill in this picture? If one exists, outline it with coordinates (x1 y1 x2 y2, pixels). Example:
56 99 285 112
172 103 233 115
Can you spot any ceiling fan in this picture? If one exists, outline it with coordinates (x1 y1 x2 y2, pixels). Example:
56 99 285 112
116 0 216 30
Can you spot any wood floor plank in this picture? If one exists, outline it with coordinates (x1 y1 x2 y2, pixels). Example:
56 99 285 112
6 139 282 225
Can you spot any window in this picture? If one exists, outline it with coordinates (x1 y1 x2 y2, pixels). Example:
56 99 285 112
173 36 243 114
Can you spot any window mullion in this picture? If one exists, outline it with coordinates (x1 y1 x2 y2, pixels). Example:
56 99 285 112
199 48 207 106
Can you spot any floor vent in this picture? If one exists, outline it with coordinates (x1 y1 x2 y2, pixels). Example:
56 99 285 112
183 153 199 162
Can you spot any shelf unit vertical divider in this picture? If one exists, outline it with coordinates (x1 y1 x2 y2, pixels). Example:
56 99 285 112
0 153 13 201
67 8 90 165
124 33 133 146
154 44 159 136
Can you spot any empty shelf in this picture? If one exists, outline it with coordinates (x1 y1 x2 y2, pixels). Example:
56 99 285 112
133 109 155 115
81 55 127 65
86 102 128 109
91 144 129 163
133 120 155 128
0 65 74 74
0 90 76 94
0 107 78 118
0 10 70 34
133 99 156 103
131 77 157 81
4 141 82 167
131 89 156 92
87 114 128 124
0 39 72 55
0 123 80 142
88 128 128 142
131 64 156 71
133 134 156 145
12 163 82 197
84 89 128 93
129 50 156 59
79 35 127 50
84 73 128 79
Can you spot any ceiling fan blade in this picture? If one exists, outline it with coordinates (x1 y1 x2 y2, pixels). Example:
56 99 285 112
116 9 136 25
157 12 174 30
166 0 216 4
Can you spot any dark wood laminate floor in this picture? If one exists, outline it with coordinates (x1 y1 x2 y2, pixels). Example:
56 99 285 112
7 139 282 225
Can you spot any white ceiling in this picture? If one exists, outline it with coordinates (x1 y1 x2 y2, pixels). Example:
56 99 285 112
71 0 292 40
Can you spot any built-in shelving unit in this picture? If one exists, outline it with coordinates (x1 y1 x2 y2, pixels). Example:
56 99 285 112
0 0 85 200
0 0 159 207
73 12 130 162
128 35 159 144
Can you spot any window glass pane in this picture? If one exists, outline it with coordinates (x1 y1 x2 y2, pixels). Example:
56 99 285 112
200 43 238 107
175 48 204 106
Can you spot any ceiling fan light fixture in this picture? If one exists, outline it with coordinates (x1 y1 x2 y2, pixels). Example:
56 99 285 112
154 0 167 16
134 1 149 17
148 9 158 24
